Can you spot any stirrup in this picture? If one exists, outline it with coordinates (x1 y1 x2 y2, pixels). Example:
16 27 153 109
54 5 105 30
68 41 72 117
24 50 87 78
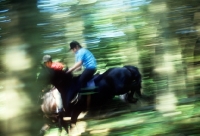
70 94 79 104
79 86 98 95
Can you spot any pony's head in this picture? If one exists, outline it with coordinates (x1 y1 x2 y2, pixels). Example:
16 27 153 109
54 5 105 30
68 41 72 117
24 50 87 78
37 65 73 91
37 66 54 91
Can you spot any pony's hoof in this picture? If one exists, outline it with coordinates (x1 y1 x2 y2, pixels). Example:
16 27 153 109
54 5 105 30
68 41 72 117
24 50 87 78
39 130 45 136
69 124 80 136
39 124 50 136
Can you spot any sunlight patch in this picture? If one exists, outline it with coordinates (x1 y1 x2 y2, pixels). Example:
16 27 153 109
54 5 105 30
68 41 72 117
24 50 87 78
156 92 178 112
3 45 32 71
0 78 32 120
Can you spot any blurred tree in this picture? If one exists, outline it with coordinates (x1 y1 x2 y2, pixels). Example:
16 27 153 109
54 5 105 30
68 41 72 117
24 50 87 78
0 0 46 135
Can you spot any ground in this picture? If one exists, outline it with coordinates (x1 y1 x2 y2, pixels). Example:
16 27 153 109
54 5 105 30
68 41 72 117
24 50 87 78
44 96 200 136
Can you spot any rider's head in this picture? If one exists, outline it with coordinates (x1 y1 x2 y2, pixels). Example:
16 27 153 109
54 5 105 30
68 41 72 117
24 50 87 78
69 41 82 53
43 55 52 68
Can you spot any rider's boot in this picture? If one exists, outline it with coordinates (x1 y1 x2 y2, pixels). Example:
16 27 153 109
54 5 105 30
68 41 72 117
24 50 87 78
86 95 91 111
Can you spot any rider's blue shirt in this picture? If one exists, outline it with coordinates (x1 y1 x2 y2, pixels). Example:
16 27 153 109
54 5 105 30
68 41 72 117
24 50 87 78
75 48 97 69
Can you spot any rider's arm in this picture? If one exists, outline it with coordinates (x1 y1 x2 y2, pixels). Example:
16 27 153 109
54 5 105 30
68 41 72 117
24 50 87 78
74 66 82 71
67 61 82 73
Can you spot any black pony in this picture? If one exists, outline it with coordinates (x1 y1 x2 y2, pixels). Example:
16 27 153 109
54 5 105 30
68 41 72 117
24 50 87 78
37 65 142 134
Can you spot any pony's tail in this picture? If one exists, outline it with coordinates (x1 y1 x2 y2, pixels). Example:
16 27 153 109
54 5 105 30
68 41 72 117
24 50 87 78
124 65 141 82
124 65 142 98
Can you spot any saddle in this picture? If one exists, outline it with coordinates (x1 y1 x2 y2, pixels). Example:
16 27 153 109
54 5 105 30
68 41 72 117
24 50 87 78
79 74 100 95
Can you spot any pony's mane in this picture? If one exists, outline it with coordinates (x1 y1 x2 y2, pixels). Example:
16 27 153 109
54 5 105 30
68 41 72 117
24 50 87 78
41 88 63 114
37 67 74 93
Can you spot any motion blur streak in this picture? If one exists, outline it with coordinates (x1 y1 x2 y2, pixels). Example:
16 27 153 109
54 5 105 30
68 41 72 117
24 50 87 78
1 0 200 135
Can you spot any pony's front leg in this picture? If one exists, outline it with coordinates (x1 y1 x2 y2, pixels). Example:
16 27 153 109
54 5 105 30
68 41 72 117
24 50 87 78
57 110 69 135
57 115 63 135
68 105 84 135
68 115 81 136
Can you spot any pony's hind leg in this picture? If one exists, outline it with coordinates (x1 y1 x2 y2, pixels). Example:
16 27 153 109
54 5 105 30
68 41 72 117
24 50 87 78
117 86 137 103
124 82 141 103
125 91 138 103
